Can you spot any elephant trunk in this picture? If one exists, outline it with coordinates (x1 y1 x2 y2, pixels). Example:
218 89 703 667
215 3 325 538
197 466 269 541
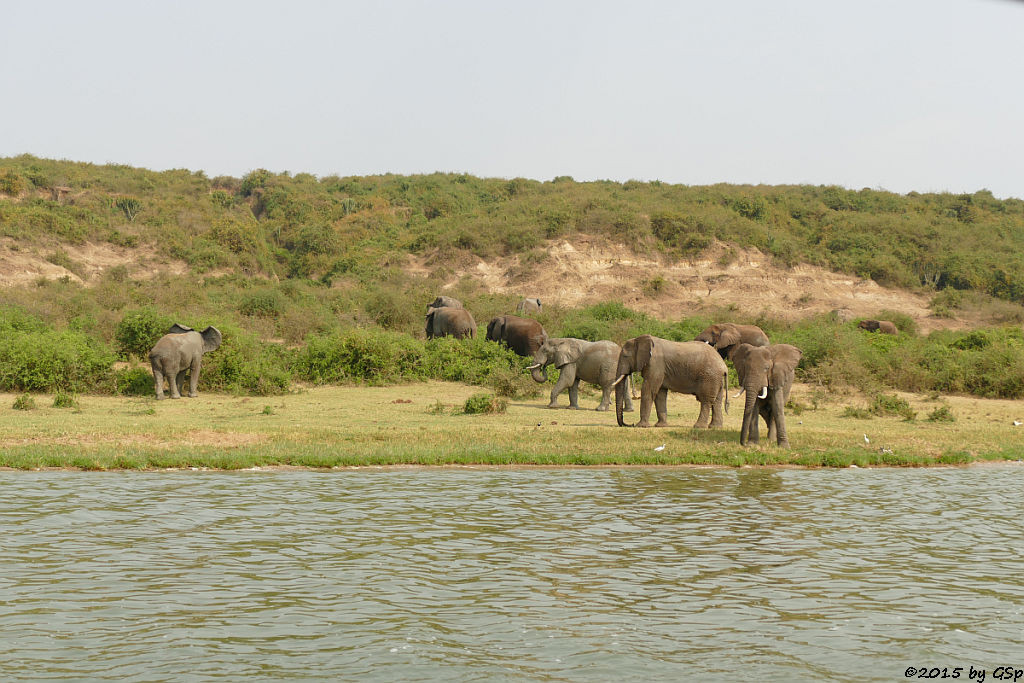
615 375 630 427
740 387 758 446
530 364 548 383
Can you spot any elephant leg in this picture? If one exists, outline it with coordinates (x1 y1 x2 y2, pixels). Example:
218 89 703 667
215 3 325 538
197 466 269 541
761 401 777 443
636 384 655 427
152 362 166 400
597 381 613 411
654 387 670 427
709 389 725 429
188 359 201 398
694 397 713 429
568 379 581 409
169 369 183 399
550 365 576 408
748 401 762 443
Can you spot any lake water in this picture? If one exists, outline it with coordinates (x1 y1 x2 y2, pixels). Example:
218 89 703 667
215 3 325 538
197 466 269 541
1 467 1022 681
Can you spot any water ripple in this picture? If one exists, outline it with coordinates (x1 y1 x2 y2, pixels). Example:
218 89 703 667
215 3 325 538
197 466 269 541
1 468 1023 680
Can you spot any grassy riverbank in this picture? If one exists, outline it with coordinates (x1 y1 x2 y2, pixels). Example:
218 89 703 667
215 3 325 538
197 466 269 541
1 382 1021 470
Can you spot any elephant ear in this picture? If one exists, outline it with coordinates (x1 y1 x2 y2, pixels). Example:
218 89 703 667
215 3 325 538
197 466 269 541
552 340 577 368
730 343 754 382
715 324 742 350
201 326 222 353
771 344 802 375
169 323 193 334
634 335 655 373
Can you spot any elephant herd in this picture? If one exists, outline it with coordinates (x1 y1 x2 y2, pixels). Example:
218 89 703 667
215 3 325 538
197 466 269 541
423 298 805 448
146 297 900 451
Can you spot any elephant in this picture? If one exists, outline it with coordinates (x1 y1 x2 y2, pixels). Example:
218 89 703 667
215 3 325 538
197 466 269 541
526 337 633 412
694 322 770 360
425 306 476 340
486 315 547 357
149 324 222 400
730 343 802 447
858 319 898 335
515 297 542 314
613 335 729 429
426 296 462 313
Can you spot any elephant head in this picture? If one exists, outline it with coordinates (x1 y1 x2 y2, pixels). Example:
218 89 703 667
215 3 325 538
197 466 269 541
167 324 221 352
695 323 741 350
526 337 582 383
427 296 462 313
486 316 505 343
614 335 655 426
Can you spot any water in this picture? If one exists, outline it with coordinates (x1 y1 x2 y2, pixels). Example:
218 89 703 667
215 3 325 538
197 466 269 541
1 467 1022 681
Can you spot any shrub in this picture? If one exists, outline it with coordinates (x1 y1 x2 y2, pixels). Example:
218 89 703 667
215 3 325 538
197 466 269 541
869 394 916 420
239 290 286 318
463 392 507 414
116 308 175 360
116 367 155 396
13 394 36 410
0 169 27 196
927 406 956 423
200 327 292 395
294 327 425 385
0 330 116 393
52 391 79 408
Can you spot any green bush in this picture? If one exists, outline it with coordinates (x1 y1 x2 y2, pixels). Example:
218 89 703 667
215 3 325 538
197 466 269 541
0 169 27 196
199 327 292 395
116 308 175 360
295 327 425 385
927 406 956 423
463 392 507 414
13 394 36 410
0 330 116 393
238 289 286 318
52 391 79 408
869 394 916 420
116 367 155 396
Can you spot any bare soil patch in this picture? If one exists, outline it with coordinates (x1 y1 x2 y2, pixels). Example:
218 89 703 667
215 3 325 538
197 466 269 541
0 238 187 287
418 236 975 332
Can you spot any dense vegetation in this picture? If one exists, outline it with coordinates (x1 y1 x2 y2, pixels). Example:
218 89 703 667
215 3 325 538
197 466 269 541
1 155 1023 401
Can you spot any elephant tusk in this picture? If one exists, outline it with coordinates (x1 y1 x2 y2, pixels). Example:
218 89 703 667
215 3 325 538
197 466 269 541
758 386 768 399
610 374 626 387
733 389 744 398
525 363 542 370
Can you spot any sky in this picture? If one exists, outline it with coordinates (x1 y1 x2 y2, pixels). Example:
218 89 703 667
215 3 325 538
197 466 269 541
2 0 1022 198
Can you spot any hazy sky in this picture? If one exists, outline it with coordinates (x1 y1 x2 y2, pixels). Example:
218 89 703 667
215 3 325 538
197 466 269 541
2 0 1021 197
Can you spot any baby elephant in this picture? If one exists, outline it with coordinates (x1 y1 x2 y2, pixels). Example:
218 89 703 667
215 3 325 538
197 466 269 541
527 337 633 412
149 324 222 399
858 319 898 335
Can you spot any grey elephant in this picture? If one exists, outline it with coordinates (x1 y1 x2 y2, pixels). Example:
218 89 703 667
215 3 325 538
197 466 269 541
731 343 802 447
695 323 770 359
858 319 898 335
613 335 728 429
149 324 222 400
486 315 547 357
426 296 462 313
515 297 542 314
425 306 476 340
526 337 633 412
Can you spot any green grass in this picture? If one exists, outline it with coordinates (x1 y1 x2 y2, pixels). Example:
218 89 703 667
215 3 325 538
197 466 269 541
1 382 1021 470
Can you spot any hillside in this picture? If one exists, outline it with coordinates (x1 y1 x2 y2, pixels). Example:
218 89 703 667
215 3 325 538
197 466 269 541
3 155 1024 328
2 155 1024 402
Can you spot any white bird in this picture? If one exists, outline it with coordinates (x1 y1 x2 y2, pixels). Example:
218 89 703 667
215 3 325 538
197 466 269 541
863 434 870 445
1013 420 1022 426
654 444 666 452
